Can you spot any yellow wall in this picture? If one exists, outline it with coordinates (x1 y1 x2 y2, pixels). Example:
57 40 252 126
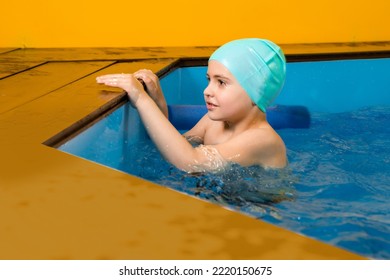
2 0 390 48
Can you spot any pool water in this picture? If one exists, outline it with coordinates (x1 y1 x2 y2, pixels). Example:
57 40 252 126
272 105 390 259
56 58 390 259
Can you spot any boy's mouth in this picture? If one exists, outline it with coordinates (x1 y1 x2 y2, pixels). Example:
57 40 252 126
206 102 218 110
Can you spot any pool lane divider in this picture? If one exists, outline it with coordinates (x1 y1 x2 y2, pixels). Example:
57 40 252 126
168 104 311 130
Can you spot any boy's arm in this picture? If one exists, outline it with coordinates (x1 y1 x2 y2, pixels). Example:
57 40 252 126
136 93 220 172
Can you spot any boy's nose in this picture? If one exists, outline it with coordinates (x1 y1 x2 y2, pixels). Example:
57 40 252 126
204 84 213 97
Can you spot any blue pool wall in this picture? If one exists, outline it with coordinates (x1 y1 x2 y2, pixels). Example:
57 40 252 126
59 58 390 170
59 105 148 171
160 58 390 113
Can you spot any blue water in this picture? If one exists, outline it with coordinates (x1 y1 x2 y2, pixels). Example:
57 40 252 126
115 105 390 259
57 58 390 259
274 106 390 259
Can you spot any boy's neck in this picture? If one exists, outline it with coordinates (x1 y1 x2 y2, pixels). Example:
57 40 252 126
223 108 267 133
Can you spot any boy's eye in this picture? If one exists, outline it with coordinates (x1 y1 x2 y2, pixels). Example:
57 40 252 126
218 79 226 86
205 75 227 86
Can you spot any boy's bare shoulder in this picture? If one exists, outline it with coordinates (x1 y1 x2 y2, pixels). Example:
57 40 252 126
251 126 286 167
229 125 286 167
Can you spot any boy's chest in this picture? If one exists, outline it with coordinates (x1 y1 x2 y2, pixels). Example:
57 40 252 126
203 123 234 145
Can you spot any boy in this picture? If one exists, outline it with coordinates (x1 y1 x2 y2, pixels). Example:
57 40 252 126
97 38 287 173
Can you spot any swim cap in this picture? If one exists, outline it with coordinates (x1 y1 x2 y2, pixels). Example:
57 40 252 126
209 38 286 112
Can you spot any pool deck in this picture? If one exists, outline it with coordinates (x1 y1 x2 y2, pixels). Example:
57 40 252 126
2 42 389 260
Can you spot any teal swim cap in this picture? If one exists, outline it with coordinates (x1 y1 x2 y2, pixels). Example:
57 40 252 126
209 38 286 112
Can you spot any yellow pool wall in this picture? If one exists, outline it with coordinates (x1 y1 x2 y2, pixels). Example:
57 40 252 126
1 0 390 48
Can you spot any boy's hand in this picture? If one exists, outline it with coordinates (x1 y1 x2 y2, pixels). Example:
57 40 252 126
96 74 145 106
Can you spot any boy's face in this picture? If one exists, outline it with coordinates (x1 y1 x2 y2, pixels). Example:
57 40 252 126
204 60 254 122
